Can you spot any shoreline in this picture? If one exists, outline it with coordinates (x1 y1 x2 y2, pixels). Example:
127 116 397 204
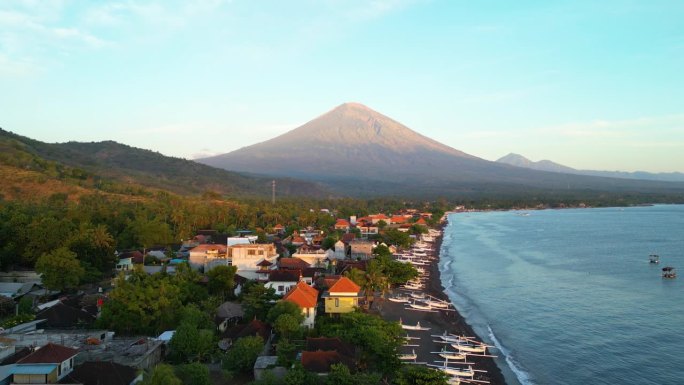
374 220 508 385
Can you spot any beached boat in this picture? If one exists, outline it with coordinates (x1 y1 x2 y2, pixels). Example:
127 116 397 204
398 349 417 361
388 295 410 303
408 302 434 311
424 299 451 308
399 319 430 331
432 348 468 361
451 343 487 354
410 292 426 299
427 364 476 378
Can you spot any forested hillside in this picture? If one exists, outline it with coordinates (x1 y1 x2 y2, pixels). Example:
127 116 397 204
0 128 330 200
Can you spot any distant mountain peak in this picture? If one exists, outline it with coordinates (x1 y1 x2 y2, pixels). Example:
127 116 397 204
200 103 474 179
497 152 684 183
497 153 575 173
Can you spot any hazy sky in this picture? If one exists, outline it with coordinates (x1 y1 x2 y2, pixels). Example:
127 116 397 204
2 0 683 172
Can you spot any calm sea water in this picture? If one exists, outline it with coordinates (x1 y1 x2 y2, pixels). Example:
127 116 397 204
439 205 684 385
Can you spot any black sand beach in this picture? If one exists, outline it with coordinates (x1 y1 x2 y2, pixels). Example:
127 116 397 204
372 224 507 385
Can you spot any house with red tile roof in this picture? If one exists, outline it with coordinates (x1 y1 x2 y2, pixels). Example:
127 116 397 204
283 281 319 328
415 217 428 227
278 257 310 271
334 219 351 231
323 277 362 315
13 343 79 383
368 214 389 224
290 233 306 246
390 215 410 224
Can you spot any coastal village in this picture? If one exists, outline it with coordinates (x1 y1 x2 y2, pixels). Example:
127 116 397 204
0 205 501 385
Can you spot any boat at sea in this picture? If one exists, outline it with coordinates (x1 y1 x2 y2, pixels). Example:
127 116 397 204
649 254 660 264
662 266 677 278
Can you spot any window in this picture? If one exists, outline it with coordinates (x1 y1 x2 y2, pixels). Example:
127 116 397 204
278 285 284 292
258 250 264 255
248 250 256 256
335 298 339 307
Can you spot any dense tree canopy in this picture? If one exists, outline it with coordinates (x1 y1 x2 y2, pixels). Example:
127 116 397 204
223 335 264 373
140 364 182 385
35 247 84 291
169 305 215 363
317 311 403 375
97 264 207 335
241 282 278 321
175 363 211 385
207 265 237 300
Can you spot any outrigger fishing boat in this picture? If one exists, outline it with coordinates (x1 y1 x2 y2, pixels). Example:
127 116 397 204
407 302 437 313
451 342 488 354
398 349 417 361
649 254 660 264
399 319 430 331
662 266 677 278
431 347 469 361
388 295 410 303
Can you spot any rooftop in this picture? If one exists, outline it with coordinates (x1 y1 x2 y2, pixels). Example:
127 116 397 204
328 277 360 294
283 282 318 308
18 343 78 364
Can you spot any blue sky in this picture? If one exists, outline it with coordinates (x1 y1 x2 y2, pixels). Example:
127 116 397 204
1 0 683 172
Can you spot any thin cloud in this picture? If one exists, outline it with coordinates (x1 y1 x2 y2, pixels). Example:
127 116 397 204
540 114 684 139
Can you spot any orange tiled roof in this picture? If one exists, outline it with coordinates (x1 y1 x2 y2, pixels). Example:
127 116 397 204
390 216 408 224
190 244 227 253
283 281 318 308
279 257 310 270
328 276 360 294
416 218 427 225
334 219 350 227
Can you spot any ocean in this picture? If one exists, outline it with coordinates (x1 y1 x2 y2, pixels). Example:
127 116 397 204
439 205 684 385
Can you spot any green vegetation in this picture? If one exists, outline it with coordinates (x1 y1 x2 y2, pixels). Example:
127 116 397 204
207 265 238 300
169 305 215 363
267 301 305 339
140 364 182 385
241 282 278 321
317 311 403 376
175 362 212 385
97 264 208 335
35 247 85 291
223 335 265 373
0 128 330 199
393 365 449 385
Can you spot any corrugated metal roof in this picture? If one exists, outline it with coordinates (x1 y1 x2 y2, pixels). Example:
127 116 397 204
13 363 58 375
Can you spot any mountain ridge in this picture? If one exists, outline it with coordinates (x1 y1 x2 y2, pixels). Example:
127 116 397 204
0 128 331 200
198 103 684 197
496 153 684 183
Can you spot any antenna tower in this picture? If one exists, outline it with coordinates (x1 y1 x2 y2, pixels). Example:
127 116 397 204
272 180 276 204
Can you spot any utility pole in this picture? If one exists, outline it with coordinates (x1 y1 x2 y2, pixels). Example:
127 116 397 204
272 180 276 204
